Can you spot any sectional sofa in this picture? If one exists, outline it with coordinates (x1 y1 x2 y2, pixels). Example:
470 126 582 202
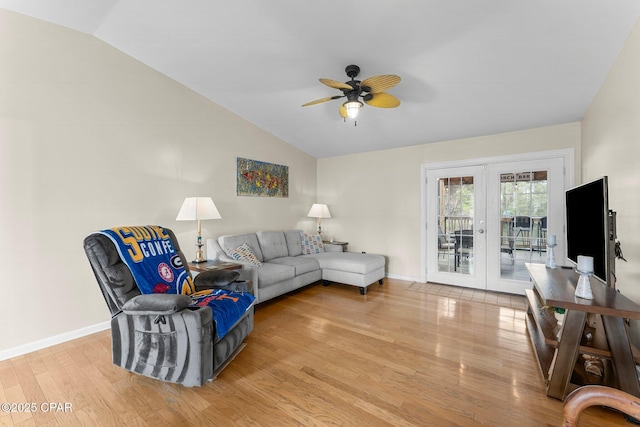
206 230 386 303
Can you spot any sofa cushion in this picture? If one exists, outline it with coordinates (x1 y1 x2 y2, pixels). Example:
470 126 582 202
301 233 324 254
268 256 320 276
229 243 262 266
256 231 289 261
304 252 385 275
218 233 264 262
257 263 295 288
284 230 303 256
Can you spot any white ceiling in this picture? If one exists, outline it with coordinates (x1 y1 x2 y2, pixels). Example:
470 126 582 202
3 1 640 158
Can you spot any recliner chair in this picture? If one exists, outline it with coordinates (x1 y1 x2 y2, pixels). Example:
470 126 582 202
83 227 254 387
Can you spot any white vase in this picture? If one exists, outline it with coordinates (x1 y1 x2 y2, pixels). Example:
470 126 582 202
575 272 594 299
554 311 565 326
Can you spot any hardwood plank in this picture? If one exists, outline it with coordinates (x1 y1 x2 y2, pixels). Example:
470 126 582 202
10 356 56 426
0 279 631 426
3 384 30 425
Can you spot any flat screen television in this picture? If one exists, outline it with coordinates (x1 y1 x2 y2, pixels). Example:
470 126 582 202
565 176 611 285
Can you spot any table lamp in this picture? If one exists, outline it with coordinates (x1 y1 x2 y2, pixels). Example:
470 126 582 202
176 197 221 263
307 203 331 234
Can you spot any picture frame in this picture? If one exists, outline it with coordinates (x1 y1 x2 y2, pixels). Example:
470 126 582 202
236 157 289 198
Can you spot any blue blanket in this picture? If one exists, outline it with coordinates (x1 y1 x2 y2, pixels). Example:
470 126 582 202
99 226 254 339
190 289 255 338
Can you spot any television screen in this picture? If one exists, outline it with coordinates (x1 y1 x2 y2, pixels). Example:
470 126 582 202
565 177 610 284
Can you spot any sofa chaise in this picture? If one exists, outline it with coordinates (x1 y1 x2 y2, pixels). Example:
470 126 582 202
207 230 385 303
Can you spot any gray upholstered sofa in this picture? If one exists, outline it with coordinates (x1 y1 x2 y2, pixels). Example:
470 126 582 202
207 230 386 303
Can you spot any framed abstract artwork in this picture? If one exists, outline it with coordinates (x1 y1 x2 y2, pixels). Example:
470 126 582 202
236 157 289 197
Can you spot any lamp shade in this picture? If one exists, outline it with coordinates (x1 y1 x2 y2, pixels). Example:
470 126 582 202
176 197 222 221
307 203 331 219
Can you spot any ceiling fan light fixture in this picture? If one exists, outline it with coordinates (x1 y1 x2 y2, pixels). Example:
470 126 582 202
302 65 400 122
344 100 363 119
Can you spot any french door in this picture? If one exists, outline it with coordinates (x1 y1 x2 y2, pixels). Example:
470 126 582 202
424 154 568 295
425 165 487 289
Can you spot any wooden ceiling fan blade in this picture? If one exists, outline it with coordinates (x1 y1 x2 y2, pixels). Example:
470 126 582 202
361 75 401 93
301 96 341 107
364 92 401 108
319 78 353 90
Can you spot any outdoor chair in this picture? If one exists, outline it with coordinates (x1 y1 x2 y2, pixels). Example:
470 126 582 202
537 216 548 253
501 223 522 264
438 224 455 258
454 229 474 270
514 215 533 251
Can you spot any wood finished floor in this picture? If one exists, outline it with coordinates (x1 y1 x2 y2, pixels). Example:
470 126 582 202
0 279 630 426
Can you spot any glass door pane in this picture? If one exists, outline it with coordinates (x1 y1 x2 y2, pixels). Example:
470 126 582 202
486 157 564 295
499 171 548 280
427 165 486 290
437 175 475 275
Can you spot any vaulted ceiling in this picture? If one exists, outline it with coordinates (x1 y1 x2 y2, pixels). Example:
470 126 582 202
2 1 640 158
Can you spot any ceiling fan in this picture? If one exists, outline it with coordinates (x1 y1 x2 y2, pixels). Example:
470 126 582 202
302 65 401 121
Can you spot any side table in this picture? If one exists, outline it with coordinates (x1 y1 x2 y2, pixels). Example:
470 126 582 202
323 241 348 251
188 260 253 294
188 260 242 273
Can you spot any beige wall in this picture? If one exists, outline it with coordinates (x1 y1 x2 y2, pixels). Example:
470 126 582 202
318 123 581 280
0 10 318 355
5 5 638 358
582 18 640 308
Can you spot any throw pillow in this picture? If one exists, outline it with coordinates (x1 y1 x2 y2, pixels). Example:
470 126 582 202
228 243 262 267
301 233 324 254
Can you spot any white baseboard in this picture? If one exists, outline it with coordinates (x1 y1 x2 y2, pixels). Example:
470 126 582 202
0 321 111 361
385 273 420 282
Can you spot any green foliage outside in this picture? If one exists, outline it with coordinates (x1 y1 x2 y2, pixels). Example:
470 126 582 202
501 180 548 218
438 174 548 228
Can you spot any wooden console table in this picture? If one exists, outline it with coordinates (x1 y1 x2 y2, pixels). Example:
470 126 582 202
525 263 640 400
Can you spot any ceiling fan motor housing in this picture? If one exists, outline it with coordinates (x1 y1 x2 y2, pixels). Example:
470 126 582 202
344 80 360 93
345 64 360 79
345 91 360 103
345 65 371 94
